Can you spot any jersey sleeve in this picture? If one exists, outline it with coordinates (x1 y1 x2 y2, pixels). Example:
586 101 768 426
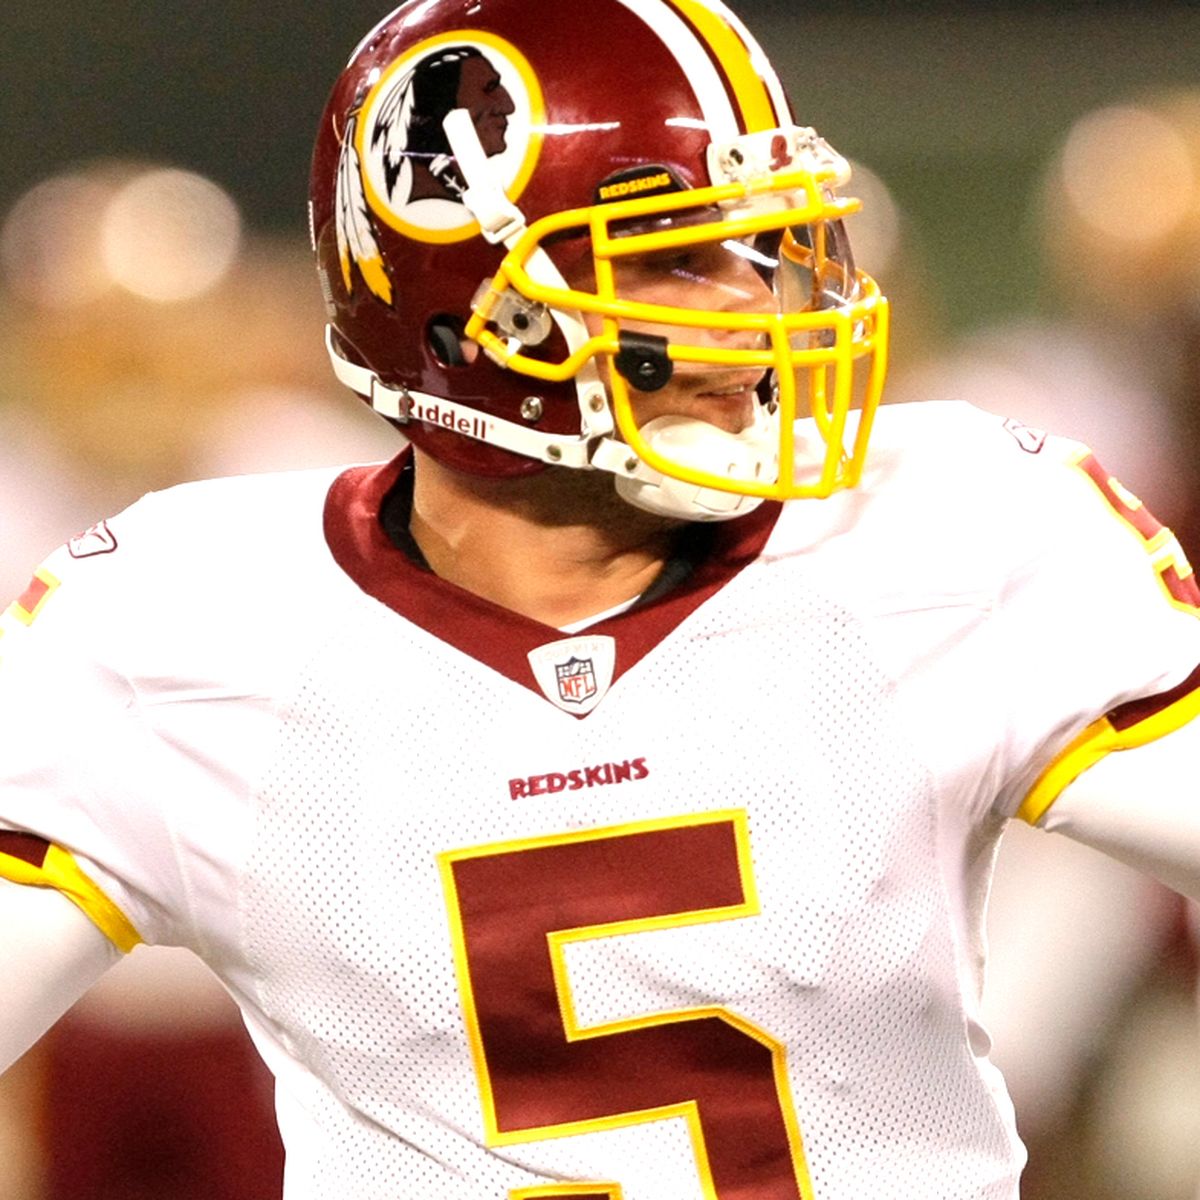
0 515 191 951
990 435 1200 822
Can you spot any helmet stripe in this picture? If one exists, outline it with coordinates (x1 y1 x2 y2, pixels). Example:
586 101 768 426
660 0 783 133
610 0 742 140
702 0 793 125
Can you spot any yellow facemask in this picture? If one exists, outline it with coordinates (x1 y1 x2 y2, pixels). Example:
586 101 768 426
466 139 889 510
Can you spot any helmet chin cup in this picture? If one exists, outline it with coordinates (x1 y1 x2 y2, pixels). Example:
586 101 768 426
614 414 778 522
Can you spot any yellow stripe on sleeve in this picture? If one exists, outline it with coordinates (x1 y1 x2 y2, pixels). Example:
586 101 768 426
1017 666 1200 826
0 839 144 954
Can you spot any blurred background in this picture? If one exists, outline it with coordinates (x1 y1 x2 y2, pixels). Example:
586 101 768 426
2 2 1199 1198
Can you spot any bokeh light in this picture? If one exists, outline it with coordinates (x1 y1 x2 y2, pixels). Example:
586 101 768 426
0 165 242 309
100 169 242 303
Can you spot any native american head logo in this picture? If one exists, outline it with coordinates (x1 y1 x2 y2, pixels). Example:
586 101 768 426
335 32 544 305
375 46 516 204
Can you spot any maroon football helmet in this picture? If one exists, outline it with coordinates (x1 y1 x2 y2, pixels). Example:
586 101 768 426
311 0 888 519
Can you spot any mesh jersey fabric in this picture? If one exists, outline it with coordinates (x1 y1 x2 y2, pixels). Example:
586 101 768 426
2 400 1200 1200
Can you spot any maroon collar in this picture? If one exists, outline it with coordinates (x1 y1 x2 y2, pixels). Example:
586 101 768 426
324 453 780 709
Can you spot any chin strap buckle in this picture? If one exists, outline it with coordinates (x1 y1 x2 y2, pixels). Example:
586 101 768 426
370 378 412 423
445 108 529 248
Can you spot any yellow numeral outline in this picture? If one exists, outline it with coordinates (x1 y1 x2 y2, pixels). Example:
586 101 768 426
440 810 813 1200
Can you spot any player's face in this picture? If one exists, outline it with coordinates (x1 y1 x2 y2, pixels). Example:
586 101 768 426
457 57 515 157
606 238 776 435
568 234 777 436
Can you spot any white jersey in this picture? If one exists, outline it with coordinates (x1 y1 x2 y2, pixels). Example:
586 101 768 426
3 401 1200 1200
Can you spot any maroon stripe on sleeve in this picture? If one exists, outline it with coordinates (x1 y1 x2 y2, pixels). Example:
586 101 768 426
0 831 51 869
1107 662 1200 733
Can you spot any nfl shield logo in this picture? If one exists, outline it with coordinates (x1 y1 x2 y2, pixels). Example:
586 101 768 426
555 656 597 705
528 635 615 715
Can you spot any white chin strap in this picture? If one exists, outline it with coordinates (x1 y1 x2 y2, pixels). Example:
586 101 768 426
326 327 773 522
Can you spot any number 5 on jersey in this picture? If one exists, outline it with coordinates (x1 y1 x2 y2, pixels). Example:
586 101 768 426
439 811 814 1200
1073 452 1200 613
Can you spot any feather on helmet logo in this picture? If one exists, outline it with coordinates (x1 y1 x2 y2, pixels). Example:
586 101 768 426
336 30 545 303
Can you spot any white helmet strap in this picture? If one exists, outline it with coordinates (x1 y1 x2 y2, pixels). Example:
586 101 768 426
444 107 611 440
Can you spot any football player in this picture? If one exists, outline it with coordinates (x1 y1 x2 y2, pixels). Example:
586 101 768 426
3 1 1200 1197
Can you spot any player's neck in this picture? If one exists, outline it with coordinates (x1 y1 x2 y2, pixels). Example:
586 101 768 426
408 449 681 628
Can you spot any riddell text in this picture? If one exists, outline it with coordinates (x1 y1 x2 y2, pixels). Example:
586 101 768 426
509 758 649 800
411 400 489 440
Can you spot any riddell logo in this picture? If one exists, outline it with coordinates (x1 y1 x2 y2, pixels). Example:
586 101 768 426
411 399 490 441
509 757 649 800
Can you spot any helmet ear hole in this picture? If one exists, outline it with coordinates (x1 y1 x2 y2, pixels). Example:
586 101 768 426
427 316 470 367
